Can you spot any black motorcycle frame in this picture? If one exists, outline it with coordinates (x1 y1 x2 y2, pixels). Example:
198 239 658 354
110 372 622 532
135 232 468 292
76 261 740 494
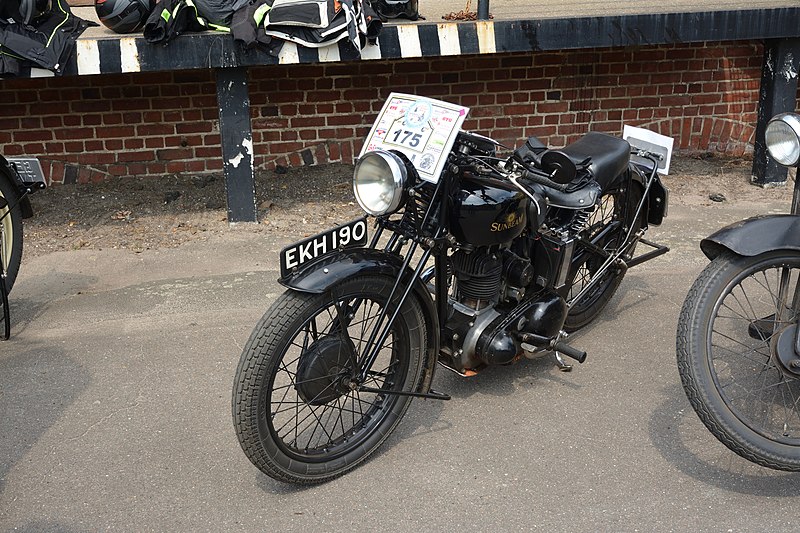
280 138 668 394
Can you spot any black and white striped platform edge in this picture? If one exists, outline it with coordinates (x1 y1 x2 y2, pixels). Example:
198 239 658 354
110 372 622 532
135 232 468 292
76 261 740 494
26 7 800 78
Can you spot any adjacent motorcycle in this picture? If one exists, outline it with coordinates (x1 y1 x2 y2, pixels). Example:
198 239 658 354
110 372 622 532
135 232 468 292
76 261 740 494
232 93 669 484
677 112 800 470
0 154 45 337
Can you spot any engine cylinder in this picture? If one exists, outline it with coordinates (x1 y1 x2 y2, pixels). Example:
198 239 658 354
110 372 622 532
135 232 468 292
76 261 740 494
451 250 502 306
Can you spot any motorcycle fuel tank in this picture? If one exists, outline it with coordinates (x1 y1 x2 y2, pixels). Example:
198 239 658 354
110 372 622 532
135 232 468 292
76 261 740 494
450 176 527 246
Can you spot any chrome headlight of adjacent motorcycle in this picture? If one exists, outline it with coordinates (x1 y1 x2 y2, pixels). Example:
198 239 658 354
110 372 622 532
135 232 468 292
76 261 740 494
766 113 800 167
353 150 408 216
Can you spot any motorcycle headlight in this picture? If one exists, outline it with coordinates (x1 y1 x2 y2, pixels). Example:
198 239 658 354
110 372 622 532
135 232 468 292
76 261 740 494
766 113 800 167
353 150 407 216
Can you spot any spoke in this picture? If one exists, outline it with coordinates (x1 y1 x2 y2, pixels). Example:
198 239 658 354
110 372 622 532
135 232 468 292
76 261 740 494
271 373 336 392
334 395 347 438
719 371 789 399
727 284 763 329
298 401 336 449
274 401 315 438
711 344 769 366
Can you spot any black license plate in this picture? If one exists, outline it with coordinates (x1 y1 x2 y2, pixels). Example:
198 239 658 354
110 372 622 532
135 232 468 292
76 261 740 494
280 218 368 278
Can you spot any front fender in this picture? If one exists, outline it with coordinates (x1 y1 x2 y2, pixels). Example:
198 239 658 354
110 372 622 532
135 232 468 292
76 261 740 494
280 247 403 293
701 215 800 260
280 247 440 393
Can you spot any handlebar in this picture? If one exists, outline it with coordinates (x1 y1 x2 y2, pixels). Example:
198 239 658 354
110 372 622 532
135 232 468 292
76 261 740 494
520 169 571 193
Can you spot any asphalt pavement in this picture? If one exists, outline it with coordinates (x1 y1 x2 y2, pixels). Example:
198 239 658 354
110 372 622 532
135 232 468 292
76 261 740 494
2 189 800 532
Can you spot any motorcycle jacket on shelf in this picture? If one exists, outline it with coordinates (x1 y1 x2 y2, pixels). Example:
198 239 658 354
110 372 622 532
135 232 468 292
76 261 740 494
144 0 216 44
230 0 381 56
0 0 94 77
145 0 382 59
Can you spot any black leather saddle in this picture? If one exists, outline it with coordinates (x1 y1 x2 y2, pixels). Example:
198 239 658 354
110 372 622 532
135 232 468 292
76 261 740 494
560 132 631 190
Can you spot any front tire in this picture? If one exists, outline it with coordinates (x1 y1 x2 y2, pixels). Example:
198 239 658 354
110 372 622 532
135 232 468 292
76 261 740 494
0 171 23 292
677 251 800 470
232 274 426 484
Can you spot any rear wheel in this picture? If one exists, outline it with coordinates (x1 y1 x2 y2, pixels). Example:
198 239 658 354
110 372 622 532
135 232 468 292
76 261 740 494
564 180 643 332
232 274 426 484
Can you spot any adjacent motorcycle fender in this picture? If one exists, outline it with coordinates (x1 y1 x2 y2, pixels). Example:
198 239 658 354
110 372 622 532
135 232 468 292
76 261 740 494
279 247 440 393
0 155 34 218
700 214 800 260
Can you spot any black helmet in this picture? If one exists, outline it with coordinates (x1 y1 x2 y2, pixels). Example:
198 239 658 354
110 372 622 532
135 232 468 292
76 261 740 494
369 0 419 21
19 0 53 25
95 0 154 33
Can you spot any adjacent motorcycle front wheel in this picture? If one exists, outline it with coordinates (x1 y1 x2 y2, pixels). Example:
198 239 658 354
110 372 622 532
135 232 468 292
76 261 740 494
0 170 23 292
232 274 426 484
677 250 800 470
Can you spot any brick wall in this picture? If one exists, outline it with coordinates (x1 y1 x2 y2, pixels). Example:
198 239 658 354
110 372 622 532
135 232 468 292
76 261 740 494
0 41 772 184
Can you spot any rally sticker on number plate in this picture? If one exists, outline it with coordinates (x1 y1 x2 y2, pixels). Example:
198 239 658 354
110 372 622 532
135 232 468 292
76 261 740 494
279 218 368 278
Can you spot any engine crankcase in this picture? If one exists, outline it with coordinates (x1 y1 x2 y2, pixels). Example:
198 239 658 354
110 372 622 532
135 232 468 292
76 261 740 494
444 291 568 370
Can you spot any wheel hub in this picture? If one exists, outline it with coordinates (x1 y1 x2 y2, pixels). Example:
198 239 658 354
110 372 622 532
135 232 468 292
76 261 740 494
773 323 800 377
295 336 356 405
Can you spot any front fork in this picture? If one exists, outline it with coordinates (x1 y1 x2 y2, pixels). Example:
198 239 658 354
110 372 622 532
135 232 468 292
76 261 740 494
781 179 800 368
336 180 452 400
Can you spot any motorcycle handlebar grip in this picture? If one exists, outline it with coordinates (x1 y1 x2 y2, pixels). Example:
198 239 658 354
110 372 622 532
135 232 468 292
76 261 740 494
553 341 587 364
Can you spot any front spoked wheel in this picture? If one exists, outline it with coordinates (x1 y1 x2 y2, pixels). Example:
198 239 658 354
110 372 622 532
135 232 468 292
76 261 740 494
0 171 23 293
678 251 800 470
232 274 426 484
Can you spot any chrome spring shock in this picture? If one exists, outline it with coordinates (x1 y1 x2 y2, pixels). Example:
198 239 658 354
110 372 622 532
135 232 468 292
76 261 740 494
569 208 592 235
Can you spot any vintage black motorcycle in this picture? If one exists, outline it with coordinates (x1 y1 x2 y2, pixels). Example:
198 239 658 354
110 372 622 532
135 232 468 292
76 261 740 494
232 94 669 484
677 112 800 470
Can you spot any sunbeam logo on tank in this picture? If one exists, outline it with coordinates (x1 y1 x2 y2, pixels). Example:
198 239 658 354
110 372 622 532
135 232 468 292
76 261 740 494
490 211 524 232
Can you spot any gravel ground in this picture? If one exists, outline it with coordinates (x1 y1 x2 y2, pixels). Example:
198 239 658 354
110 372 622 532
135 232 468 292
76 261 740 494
21 154 795 259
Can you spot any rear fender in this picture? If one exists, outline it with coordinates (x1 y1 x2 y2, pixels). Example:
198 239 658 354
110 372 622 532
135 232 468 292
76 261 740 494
281 247 440 392
700 215 800 260
629 162 668 226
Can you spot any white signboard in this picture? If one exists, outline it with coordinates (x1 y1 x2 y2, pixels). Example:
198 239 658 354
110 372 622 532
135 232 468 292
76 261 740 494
623 125 674 175
360 93 470 183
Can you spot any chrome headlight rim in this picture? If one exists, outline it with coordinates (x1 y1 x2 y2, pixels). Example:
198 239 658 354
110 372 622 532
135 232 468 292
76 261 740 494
353 150 408 216
766 112 800 167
